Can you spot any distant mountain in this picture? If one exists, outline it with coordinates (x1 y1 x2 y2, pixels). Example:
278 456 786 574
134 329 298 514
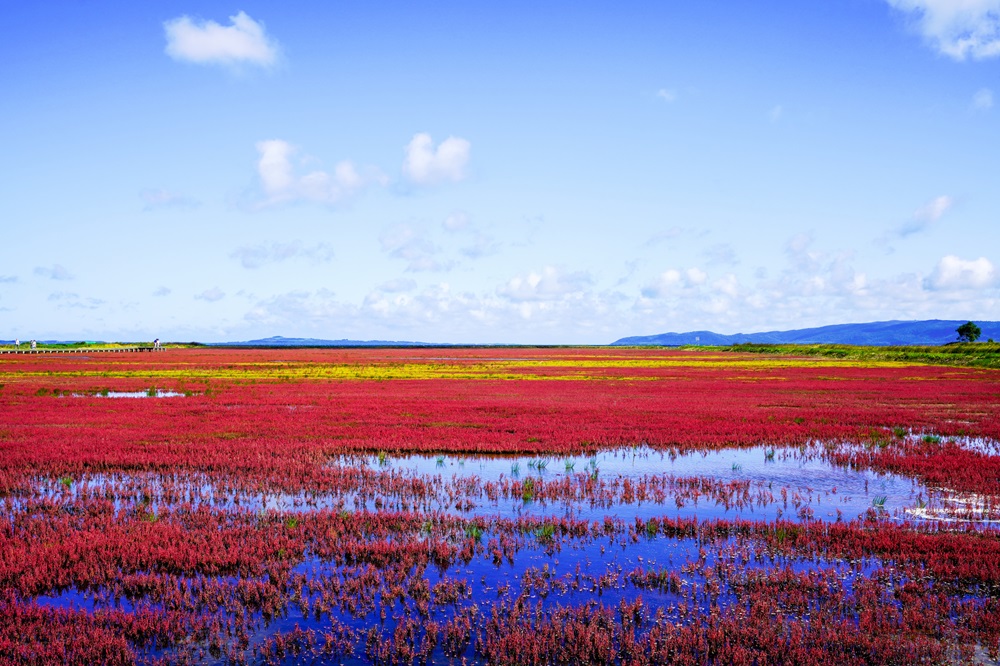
211 336 444 348
611 320 1000 347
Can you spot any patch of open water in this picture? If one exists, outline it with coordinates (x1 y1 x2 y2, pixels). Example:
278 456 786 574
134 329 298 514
62 390 188 398
23 443 998 524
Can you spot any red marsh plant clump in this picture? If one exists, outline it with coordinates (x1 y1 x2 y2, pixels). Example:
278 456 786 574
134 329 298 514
0 347 998 664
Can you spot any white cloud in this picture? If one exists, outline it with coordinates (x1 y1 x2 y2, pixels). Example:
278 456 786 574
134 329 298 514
153 286 171 297
656 88 677 102
886 0 1000 60
685 267 707 285
245 289 341 327
34 264 73 281
241 279 626 343
232 243 999 344
0 275 17 284
257 140 295 194
643 270 682 297
641 267 708 298
254 140 383 207
713 274 741 299
972 87 994 110
634 267 760 330
403 133 471 185
497 267 592 302
925 255 997 289
769 105 783 122
231 241 334 269
631 244 947 335
164 11 279 68
710 240 874 320
195 287 226 302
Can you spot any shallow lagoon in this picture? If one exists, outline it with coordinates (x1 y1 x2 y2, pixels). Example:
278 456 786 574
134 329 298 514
16 441 1000 664
32 442 999 525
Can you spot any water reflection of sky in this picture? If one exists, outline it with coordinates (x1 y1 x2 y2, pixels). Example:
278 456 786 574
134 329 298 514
29 443 999 526
350 445 922 523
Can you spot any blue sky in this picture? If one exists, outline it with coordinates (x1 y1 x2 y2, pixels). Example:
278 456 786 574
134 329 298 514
1 1 998 343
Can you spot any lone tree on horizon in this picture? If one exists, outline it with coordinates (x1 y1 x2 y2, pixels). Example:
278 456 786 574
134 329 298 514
956 321 981 343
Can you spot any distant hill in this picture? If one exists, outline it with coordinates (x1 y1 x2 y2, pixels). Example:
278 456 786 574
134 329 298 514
611 320 1000 347
210 336 443 348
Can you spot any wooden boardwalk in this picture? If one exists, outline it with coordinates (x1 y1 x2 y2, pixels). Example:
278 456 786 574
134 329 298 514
0 347 166 355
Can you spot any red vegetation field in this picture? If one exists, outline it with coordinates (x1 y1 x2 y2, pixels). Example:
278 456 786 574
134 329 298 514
1 347 998 664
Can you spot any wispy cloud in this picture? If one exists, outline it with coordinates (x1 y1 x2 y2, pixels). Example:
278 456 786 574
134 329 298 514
656 88 677 102
442 211 471 232
439 211 500 259
460 233 501 259
703 243 739 266
48 292 104 309
879 195 953 252
899 195 953 237
380 224 452 272
195 287 225 302
141 188 198 211
153 286 171 297
402 133 471 185
376 278 417 294
231 241 334 269
34 264 73 281
785 232 823 271
164 11 279 68
886 0 1000 60
0 275 17 284
642 227 686 248
972 87 994 110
